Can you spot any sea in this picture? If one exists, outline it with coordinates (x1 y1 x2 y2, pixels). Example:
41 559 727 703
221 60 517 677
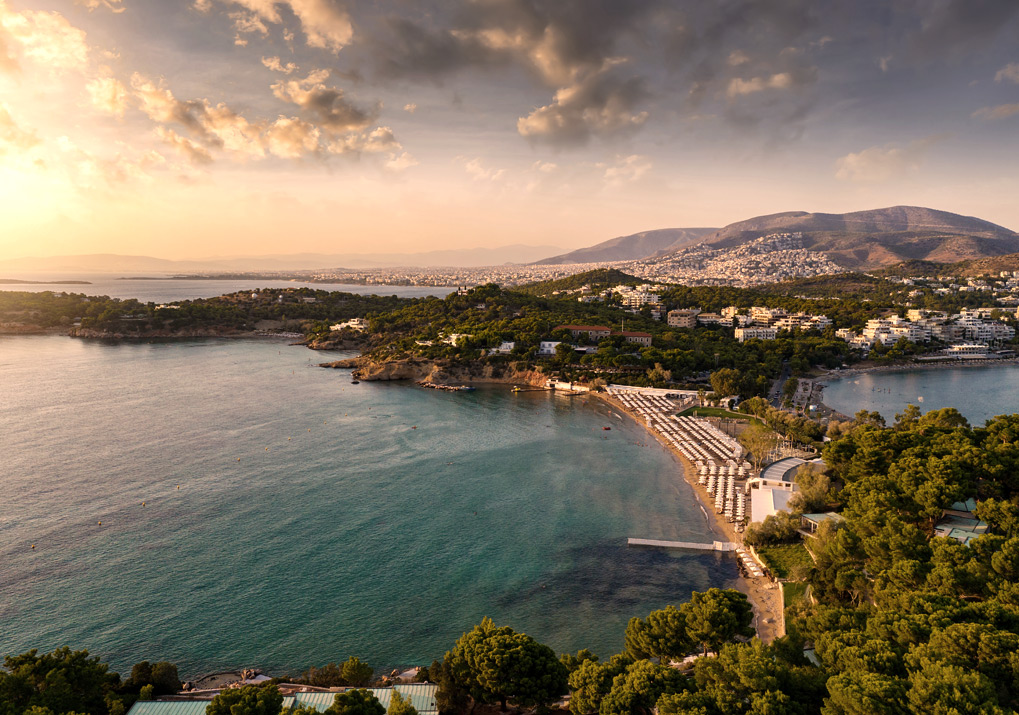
822 364 1019 425
0 275 453 302
0 334 734 680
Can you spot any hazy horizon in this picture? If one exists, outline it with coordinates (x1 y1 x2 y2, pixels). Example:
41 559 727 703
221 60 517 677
3 1 1019 261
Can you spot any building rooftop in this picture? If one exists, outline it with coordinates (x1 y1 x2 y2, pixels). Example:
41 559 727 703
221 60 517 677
126 684 438 715
760 457 824 484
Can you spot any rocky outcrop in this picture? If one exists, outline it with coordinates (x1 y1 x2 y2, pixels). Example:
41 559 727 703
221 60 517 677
304 334 367 350
320 356 547 386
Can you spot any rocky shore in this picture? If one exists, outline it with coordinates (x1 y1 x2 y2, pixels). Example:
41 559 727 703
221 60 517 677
319 355 548 387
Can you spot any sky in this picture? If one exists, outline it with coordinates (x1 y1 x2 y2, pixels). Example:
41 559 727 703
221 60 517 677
1 0 1019 261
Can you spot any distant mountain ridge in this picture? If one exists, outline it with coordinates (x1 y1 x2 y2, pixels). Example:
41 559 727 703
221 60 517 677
536 206 1019 272
692 206 1019 270
533 228 717 265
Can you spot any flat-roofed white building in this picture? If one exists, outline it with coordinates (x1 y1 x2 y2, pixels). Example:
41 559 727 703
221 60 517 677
735 327 778 342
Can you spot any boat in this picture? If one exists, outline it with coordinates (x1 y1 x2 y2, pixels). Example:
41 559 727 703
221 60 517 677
351 380 360 384
603 426 611 431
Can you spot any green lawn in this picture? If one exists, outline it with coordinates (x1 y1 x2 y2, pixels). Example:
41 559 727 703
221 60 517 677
680 407 753 420
757 543 814 579
782 581 809 609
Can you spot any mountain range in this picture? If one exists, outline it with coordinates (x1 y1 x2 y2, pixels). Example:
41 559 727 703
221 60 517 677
532 228 717 265
534 206 1019 271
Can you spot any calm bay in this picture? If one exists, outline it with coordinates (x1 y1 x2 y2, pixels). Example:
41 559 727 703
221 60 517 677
822 364 1019 425
0 336 733 678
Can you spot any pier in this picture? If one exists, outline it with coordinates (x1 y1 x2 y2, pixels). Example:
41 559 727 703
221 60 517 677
627 537 737 552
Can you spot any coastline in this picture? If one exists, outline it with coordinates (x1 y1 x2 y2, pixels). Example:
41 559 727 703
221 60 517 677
591 392 784 643
818 356 1019 382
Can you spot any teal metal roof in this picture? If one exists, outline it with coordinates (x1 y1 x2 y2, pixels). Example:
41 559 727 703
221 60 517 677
293 685 437 715
126 697 296 715
127 702 212 715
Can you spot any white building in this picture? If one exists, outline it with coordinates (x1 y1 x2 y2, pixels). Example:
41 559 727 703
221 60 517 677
538 340 563 355
735 327 778 342
330 317 368 331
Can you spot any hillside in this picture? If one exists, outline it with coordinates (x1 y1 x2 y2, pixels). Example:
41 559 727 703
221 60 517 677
533 228 716 265
515 268 641 296
700 206 1019 270
878 252 1019 278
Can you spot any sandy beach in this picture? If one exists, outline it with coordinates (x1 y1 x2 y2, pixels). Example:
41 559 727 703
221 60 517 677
592 392 784 643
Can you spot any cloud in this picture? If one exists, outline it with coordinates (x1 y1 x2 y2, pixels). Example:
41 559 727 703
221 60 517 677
86 75 129 117
0 3 89 73
264 115 320 158
972 103 1019 120
0 103 39 154
130 71 404 165
996 63 1019 84
726 72 793 97
131 72 267 158
384 151 417 172
74 0 124 13
835 136 941 183
156 126 214 164
229 10 267 45
202 0 352 53
460 156 506 181
271 69 376 135
909 0 1019 60
603 154 651 185
517 61 649 146
262 55 298 74
402 103 417 113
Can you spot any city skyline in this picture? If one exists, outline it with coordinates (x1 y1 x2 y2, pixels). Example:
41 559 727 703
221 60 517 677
2 0 1019 261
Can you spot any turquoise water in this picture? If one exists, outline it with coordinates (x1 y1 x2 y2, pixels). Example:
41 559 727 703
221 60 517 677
822 364 1019 425
0 336 733 678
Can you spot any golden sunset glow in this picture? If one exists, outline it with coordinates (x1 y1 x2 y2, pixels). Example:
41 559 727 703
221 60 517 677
2 0 1019 262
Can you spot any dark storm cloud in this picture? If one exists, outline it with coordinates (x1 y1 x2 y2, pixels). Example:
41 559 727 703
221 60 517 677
337 0 1019 147
517 66 650 147
909 0 1019 60
368 0 664 84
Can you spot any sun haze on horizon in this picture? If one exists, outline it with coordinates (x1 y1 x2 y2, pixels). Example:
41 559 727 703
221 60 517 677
1 0 1019 262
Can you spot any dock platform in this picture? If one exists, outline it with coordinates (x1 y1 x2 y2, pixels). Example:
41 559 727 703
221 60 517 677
627 538 737 552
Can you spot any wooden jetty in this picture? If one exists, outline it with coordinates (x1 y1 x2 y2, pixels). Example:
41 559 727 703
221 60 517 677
627 538 737 552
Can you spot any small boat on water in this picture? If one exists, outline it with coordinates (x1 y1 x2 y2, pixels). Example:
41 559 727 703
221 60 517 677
603 426 611 430
351 380 360 384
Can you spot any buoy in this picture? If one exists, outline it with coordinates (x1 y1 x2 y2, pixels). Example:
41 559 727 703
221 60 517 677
98 521 102 525
142 502 146 506
31 544 35 549
288 437 291 440
237 457 241 461
412 426 417 429
265 447 270 451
